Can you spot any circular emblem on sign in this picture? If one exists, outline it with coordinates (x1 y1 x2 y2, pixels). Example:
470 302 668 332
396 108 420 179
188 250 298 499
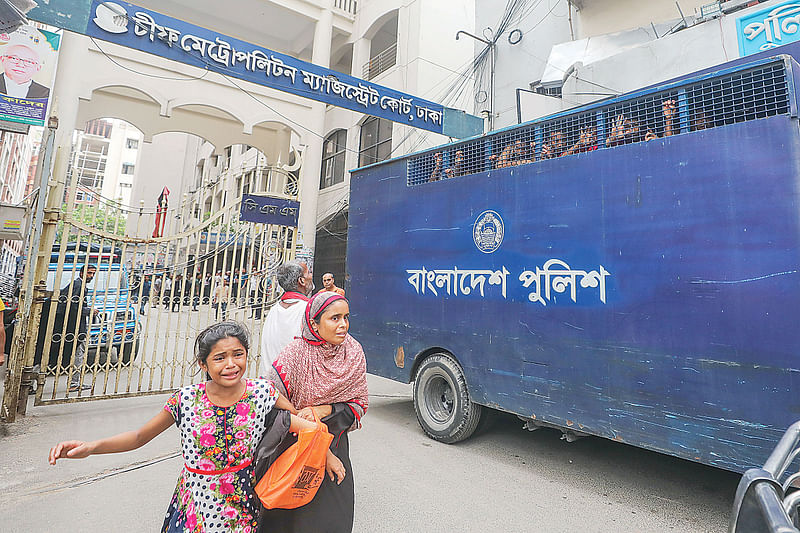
94 2 130 34
473 210 504 254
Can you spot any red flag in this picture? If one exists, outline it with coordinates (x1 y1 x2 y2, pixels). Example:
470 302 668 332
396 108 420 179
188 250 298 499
152 186 170 238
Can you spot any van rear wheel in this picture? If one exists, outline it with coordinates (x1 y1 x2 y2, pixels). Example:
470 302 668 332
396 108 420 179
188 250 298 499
121 338 139 364
413 353 484 444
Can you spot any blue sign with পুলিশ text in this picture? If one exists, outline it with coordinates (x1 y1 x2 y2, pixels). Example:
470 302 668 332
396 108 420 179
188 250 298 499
737 0 800 57
239 194 300 227
83 1 457 136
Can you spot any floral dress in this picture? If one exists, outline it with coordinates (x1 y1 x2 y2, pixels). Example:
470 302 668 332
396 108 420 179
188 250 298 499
162 379 278 533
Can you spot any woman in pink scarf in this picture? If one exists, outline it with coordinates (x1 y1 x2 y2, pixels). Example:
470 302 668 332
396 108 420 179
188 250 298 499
260 291 368 533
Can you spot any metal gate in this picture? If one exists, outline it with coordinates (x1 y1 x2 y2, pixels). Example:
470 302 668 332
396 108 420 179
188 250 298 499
3 139 299 414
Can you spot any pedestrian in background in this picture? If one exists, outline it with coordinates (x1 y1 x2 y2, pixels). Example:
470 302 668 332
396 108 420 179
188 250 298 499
48 321 343 532
58 264 98 393
317 272 345 297
203 273 213 306
231 271 240 306
139 275 151 315
152 276 161 308
192 272 202 312
213 278 230 320
259 261 313 375
247 269 260 319
171 274 183 312
162 276 172 309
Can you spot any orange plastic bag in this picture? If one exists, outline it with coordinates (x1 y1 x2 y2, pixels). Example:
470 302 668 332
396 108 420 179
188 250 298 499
255 411 334 509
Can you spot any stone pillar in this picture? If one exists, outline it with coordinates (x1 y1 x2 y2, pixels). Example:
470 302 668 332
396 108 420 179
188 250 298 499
296 5 333 267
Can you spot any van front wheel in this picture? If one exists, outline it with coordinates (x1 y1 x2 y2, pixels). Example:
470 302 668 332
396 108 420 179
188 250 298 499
413 353 484 444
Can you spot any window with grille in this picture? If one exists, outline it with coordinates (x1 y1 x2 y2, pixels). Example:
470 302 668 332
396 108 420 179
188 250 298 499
121 163 135 174
321 129 347 189
126 138 139 149
406 59 791 186
359 117 393 167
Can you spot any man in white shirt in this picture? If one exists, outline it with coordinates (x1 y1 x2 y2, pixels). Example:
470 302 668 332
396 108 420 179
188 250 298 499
0 40 49 99
259 260 313 375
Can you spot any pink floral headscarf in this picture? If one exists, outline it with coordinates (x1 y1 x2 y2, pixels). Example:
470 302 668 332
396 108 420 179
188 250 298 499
273 291 368 428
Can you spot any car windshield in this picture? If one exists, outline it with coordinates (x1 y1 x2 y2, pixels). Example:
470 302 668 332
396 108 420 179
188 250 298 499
46 268 127 293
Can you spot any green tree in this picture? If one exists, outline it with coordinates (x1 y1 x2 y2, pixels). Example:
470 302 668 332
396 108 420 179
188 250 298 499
56 203 128 241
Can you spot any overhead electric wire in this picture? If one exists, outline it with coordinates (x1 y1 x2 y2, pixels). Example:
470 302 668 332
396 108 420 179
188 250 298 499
90 37 211 81
519 0 567 33
89 11 491 189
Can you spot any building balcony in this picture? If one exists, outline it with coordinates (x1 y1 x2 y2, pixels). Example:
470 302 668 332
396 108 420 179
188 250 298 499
362 43 397 81
78 149 108 158
333 0 357 18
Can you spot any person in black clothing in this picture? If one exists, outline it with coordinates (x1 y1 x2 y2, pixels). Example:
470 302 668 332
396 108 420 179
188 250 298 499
139 276 151 315
58 264 97 392
162 276 172 309
202 274 213 306
171 275 183 312
191 272 202 311
230 272 240 307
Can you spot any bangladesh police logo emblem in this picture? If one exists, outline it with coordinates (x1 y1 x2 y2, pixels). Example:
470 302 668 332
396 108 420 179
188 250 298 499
473 210 504 253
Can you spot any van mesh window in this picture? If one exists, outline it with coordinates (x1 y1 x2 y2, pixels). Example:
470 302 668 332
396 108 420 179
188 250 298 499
407 60 791 186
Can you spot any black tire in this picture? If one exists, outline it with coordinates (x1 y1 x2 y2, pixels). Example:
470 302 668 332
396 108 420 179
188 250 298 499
413 353 484 444
121 338 140 364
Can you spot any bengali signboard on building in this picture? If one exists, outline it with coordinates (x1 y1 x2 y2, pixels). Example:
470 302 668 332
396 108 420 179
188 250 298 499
84 1 453 136
0 25 61 127
239 194 300 227
737 1 800 57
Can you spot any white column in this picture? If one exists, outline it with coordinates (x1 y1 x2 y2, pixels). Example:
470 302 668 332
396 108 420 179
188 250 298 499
396 4 412 73
296 6 333 268
351 36 370 80
49 32 86 189
347 37 370 172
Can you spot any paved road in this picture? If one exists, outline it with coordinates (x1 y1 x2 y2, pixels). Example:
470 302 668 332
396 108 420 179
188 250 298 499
1 374 739 532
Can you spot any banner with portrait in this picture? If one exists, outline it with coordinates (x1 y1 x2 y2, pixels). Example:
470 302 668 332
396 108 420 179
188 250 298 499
0 25 61 126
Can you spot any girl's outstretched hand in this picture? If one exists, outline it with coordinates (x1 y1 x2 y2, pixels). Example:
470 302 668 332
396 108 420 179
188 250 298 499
49 440 92 464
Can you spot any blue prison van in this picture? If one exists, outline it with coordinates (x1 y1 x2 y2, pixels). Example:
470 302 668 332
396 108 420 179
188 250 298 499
346 54 800 473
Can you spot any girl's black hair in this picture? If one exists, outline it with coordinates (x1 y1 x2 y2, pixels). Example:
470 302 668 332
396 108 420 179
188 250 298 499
194 321 250 373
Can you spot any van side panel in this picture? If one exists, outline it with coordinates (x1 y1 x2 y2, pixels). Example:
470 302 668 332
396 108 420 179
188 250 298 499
348 114 800 471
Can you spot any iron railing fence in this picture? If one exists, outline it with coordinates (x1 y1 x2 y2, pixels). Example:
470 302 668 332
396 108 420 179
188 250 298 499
362 42 397 80
408 58 791 186
333 0 357 17
24 160 299 405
